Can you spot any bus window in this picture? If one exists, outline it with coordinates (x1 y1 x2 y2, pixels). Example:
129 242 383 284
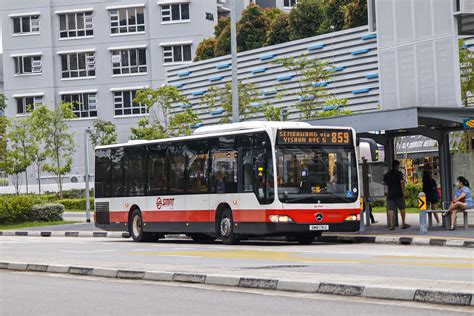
210 136 238 194
110 147 125 198
123 146 146 197
147 144 168 196
186 140 209 194
240 133 274 204
168 143 186 194
95 149 112 198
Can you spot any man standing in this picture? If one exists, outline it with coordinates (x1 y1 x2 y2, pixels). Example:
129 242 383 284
383 160 410 230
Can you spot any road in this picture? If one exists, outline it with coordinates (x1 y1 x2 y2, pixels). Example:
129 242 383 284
1 236 473 292
0 271 470 316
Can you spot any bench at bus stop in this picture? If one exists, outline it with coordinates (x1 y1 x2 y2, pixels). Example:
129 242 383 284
419 208 474 233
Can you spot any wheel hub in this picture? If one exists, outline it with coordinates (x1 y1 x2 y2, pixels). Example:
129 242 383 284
132 215 141 237
220 217 231 237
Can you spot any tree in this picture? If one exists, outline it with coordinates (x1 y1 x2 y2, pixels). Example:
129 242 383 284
459 40 474 107
132 86 201 139
4 117 37 194
263 104 287 121
320 0 346 33
289 0 326 41
272 54 332 119
202 81 262 123
214 23 231 57
237 4 271 52
194 38 217 62
214 17 230 38
315 96 352 118
266 12 291 46
0 117 8 165
0 94 6 114
341 0 367 29
89 119 118 147
33 103 76 198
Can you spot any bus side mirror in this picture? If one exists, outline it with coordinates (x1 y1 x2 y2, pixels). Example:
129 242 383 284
358 138 379 162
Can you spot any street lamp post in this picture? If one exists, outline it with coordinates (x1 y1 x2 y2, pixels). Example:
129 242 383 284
230 0 239 123
84 127 91 223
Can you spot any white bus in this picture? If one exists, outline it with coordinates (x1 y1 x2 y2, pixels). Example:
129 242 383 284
94 121 360 244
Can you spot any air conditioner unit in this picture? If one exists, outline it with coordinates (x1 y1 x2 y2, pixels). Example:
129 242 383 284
70 176 79 183
111 55 121 63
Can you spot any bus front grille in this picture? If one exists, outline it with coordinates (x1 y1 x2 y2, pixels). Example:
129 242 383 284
95 202 110 225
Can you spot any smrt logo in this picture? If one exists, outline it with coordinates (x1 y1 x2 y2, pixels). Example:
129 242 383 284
156 197 175 209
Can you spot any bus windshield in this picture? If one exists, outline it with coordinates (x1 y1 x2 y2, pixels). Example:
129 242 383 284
276 146 358 204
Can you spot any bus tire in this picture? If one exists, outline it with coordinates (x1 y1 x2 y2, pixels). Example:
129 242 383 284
190 233 215 244
219 208 239 245
296 233 320 245
130 209 156 242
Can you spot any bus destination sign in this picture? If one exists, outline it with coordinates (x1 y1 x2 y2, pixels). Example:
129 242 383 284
277 129 352 145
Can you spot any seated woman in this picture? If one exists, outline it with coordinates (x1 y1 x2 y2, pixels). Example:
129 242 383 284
444 176 472 230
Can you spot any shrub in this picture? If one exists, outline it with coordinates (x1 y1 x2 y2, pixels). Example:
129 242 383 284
194 38 216 62
0 195 41 224
30 204 64 222
56 198 94 211
404 182 423 208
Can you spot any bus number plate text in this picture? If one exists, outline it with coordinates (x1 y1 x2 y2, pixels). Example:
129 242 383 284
309 225 329 231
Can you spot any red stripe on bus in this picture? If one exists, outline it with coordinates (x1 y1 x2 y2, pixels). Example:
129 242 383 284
106 209 360 223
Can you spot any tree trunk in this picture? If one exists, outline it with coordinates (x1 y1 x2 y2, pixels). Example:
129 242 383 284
36 161 42 195
25 169 29 194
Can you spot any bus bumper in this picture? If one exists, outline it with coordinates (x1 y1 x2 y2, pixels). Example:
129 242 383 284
235 221 360 236
95 222 128 232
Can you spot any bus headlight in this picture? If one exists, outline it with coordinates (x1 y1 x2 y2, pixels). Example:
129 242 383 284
269 215 294 223
344 214 360 221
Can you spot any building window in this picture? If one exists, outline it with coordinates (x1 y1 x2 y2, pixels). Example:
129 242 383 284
110 7 145 34
12 15 40 34
61 93 97 118
59 11 93 38
13 55 42 75
16 96 43 115
283 0 298 8
161 3 190 22
162 45 192 64
60 52 95 79
113 90 148 116
111 48 147 75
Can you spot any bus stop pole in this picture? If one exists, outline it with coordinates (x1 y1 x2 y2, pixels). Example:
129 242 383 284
84 128 91 223
362 159 371 227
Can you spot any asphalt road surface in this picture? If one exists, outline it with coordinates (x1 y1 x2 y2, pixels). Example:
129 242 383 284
0 271 471 316
1 236 472 284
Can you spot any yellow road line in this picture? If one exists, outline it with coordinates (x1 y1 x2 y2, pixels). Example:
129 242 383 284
129 250 474 269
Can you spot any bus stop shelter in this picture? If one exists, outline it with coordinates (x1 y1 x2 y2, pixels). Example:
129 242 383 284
306 106 474 225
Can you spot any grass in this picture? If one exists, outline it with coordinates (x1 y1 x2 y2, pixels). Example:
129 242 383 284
0 221 79 230
372 207 420 214
66 209 95 213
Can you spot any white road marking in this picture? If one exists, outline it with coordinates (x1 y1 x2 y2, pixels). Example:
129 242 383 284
60 250 117 254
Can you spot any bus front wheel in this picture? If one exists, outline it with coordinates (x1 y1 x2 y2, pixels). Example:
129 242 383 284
130 209 160 242
219 209 239 245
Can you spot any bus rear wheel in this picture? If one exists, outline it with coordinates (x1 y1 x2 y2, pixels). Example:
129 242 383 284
130 209 160 242
219 209 239 245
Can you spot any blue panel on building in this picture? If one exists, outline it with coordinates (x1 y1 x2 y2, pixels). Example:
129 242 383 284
209 76 224 82
211 108 225 115
216 63 232 69
352 49 370 55
299 95 315 101
251 102 262 108
277 75 293 81
191 90 207 96
180 103 192 109
263 89 277 96
361 33 377 40
312 81 329 87
174 83 185 88
327 66 346 72
191 123 203 128
177 71 191 77
251 67 267 74
307 44 325 51
260 53 276 61
352 88 371 94
366 73 379 79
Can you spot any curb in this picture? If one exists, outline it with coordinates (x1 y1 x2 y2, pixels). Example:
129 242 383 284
1 231 473 248
1 261 472 307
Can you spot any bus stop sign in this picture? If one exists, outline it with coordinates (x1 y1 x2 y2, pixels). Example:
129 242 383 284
463 118 474 129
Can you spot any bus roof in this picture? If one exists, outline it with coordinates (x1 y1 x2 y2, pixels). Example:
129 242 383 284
95 121 354 150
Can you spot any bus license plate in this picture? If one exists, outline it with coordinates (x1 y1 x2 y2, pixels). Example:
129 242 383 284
309 225 329 231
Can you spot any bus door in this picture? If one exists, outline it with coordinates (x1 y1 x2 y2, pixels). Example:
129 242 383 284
185 141 211 232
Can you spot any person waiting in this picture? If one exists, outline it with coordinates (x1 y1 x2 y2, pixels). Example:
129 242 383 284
383 160 410 230
444 176 472 230
422 169 441 226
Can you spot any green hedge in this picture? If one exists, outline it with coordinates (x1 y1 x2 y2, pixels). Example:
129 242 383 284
56 198 94 211
30 204 64 222
404 183 423 208
0 195 42 224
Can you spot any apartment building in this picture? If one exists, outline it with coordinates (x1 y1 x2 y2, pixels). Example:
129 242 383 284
0 0 299 192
